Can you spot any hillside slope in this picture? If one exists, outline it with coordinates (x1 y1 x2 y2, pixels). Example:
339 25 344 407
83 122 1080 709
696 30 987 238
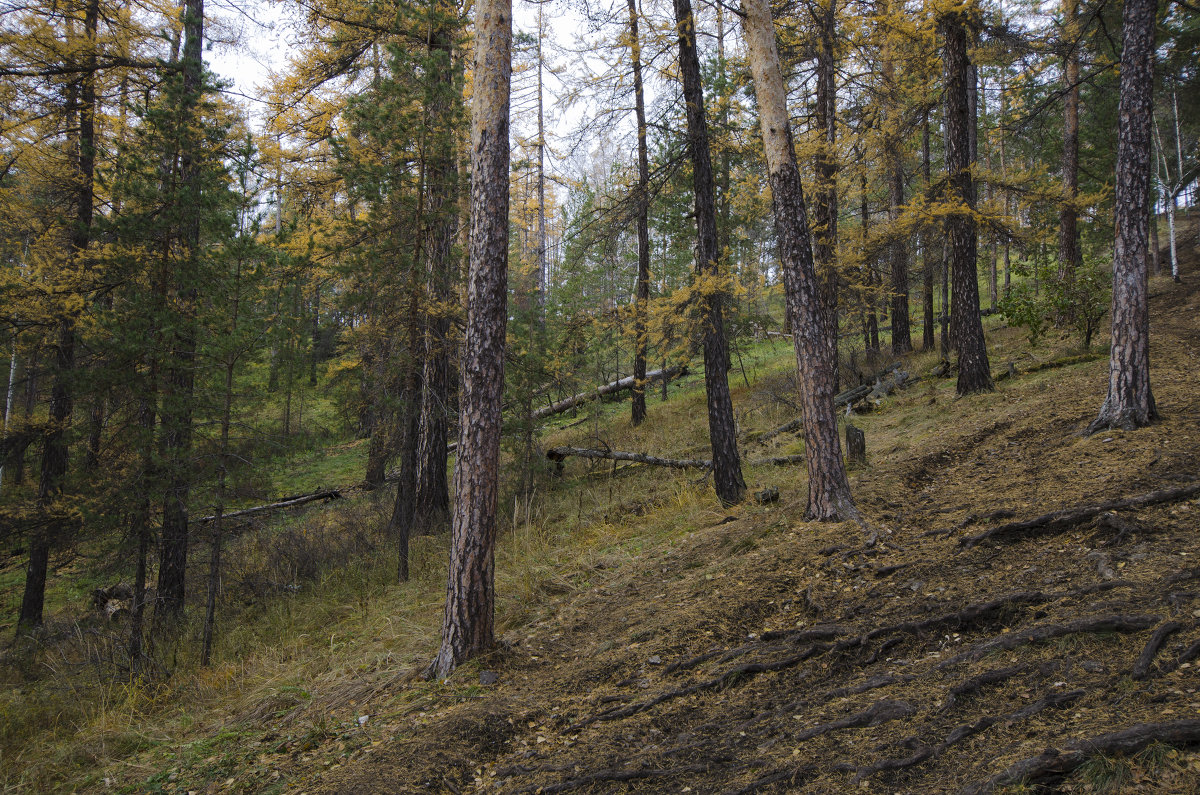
304 270 1200 793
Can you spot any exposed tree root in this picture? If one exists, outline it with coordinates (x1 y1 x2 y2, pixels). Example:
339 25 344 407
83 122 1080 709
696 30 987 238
1131 621 1183 680
663 627 847 676
959 719 1200 795
944 664 1031 708
513 762 715 794
938 614 1160 669
569 642 833 730
863 591 1048 643
959 483 1200 548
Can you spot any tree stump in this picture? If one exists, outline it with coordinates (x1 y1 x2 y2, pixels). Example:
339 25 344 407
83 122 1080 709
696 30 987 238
846 424 867 466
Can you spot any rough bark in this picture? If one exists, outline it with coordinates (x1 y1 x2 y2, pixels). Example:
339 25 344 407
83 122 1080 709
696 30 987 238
629 0 651 427
1086 0 1157 433
413 9 460 536
430 0 511 679
674 0 745 507
813 0 839 367
741 0 856 521
942 7 993 395
922 118 936 351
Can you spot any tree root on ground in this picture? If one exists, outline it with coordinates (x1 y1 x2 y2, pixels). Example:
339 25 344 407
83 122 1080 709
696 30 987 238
937 615 1159 669
958 483 1200 549
850 689 1084 784
1131 621 1183 680
959 719 1200 795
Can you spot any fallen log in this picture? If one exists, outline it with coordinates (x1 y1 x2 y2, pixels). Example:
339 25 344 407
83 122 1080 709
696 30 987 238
959 482 1200 548
195 488 343 525
960 719 1200 795
544 447 814 472
531 365 686 421
545 446 711 470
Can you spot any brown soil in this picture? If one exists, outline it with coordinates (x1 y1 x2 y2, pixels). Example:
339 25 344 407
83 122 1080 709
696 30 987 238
291 259 1200 793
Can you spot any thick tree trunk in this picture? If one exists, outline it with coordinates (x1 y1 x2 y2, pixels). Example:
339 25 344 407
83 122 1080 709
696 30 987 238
942 9 994 395
629 0 651 427
154 0 204 627
430 0 511 679
741 0 856 521
674 0 745 507
1086 0 1157 433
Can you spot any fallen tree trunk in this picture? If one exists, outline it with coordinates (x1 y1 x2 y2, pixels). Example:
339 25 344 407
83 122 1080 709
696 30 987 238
959 482 1200 548
545 447 815 471
195 488 342 525
545 446 711 470
532 365 686 421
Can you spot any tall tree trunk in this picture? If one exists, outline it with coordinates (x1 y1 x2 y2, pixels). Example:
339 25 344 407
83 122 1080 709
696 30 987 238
1086 0 1157 433
674 0 745 507
742 0 856 521
1058 0 1082 291
814 0 840 368
17 0 97 633
154 0 205 627
429 0 511 679
942 8 994 395
922 118 936 351
629 0 652 427
414 4 460 535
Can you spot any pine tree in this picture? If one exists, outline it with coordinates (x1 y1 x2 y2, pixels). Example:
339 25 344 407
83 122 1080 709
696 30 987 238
1086 0 1158 433
742 0 856 521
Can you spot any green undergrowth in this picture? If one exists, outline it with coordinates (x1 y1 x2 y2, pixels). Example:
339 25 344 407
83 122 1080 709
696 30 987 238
0 279 1126 792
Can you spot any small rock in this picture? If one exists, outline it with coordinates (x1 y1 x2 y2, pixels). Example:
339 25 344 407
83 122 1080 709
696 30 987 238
480 670 499 685
357 715 370 726
648 655 662 665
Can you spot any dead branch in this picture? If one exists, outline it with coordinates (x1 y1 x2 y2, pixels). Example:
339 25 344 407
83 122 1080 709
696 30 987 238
194 488 342 525
959 482 1200 548
532 366 686 421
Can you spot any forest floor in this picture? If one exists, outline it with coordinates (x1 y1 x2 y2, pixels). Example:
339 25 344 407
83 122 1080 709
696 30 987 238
307 258 1200 792
7 243 1200 794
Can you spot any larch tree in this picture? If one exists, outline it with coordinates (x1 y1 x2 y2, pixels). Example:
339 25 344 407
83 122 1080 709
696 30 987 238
628 0 652 427
1085 0 1158 433
673 0 745 507
741 0 857 521
430 0 511 678
940 0 993 396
